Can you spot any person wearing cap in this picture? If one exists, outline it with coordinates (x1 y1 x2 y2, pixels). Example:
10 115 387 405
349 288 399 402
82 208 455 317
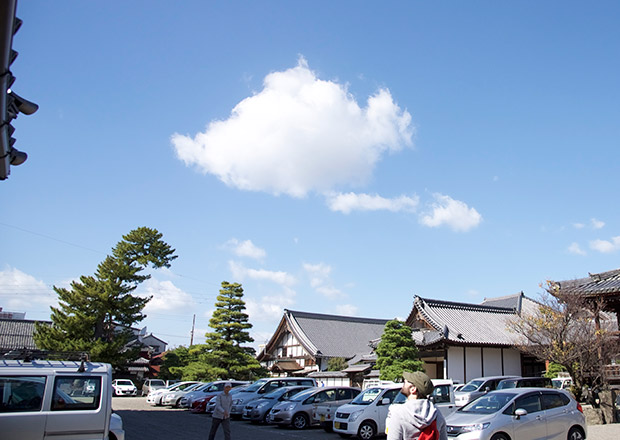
208 382 233 440
385 371 447 440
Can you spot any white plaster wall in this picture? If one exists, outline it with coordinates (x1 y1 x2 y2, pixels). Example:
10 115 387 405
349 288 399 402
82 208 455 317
503 349 522 376
465 347 483 382
483 348 503 376
447 347 465 384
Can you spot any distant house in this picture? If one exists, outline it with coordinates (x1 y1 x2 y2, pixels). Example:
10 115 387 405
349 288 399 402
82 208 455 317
0 318 51 354
257 309 388 376
405 293 545 383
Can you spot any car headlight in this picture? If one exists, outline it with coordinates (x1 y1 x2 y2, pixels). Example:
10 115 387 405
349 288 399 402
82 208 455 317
284 403 296 411
349 410 364 422
256 401 269 409
461 423 490 433
233 399 243 405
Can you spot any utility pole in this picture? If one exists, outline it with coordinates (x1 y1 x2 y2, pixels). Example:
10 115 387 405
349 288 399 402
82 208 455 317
190 314 196 346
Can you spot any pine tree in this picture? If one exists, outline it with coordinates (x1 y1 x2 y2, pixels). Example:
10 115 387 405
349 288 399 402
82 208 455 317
375 319 424 381
34 227 177 369
203 281 266 380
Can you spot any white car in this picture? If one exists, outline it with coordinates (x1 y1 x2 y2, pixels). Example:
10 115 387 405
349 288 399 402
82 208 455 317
111 379 138 396
333 380 455 440
445 388 586 440
146 381 201 406
109 413 126 440
162 382 204 407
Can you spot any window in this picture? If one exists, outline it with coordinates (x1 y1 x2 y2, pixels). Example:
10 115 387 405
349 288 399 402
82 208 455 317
432 385 452 403
542 392 569 410
510 393 542 414
337 389 353 400
0 376 46 412
52 376 101 411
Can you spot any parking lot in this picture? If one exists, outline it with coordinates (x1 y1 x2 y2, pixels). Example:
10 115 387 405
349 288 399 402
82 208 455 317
113 397 337 440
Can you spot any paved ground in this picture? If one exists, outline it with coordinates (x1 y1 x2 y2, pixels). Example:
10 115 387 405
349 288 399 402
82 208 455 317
112 397 620 440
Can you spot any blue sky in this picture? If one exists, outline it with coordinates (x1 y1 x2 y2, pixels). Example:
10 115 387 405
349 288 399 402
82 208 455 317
1 1 619 350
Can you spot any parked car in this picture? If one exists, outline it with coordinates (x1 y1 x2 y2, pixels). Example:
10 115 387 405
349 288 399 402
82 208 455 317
268 386 361 429
162 382 205 407
181 380 248 408
445 388 586 440
141 378 166 396
111 379 138 397
333 379 456 440
0 359 124 440
230 377 317 418
146 381 201 406
201 384 250 414
243 385 313 423
496 377 552 390
454 376 519 407
552 376 573 390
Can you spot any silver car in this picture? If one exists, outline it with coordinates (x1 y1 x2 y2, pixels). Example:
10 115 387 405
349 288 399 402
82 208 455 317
162 382 205 407
454 376 518 407
268 386 361 429
445 388 586 440
242 385 312 423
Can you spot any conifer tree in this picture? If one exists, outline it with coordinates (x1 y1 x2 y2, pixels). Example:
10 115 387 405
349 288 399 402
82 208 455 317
34 227 177 369
375 319 423 381
202 281 266 380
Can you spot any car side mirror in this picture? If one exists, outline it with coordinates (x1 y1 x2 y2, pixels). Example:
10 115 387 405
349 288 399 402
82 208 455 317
514 408 527 420
428 395 435 403
381 398 391 405
484 387 491 393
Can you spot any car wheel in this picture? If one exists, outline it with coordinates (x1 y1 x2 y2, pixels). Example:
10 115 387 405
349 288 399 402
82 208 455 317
567 427 585 440
292 413 309 429
175 398 182 407
358 421 377 440
490 434 511 440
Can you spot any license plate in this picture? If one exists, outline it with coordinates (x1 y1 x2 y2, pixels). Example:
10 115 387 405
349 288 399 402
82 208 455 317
334 422 340 429
320 415 325 422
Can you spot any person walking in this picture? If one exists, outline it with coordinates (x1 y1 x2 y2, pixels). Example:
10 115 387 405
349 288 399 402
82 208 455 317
208 382 233 440
385 371 447 440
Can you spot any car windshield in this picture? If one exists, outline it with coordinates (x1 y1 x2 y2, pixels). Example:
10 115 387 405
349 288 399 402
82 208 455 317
151 380 165 386
497 380 517 390
289 388 316 402
116 380 133 386
194 383 212 392
460 392 516 414
350 387 384 405
183 383 203 392
244 379 268 393
460 380 484 392
263 388 287 399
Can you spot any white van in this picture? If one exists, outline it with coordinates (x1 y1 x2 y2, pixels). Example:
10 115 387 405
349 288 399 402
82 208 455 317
0 358 124 440
333 379 455 440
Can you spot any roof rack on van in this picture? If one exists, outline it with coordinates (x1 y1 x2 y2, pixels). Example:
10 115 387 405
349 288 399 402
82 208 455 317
1 348 91 365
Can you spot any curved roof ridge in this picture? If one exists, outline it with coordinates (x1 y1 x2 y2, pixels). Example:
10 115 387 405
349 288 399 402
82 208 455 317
285 309 388 325
417 296 515 314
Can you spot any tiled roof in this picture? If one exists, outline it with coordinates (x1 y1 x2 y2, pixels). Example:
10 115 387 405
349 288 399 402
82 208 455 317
409 296 520 347
553 268 620 296
0 319 51 351
286 310 389 359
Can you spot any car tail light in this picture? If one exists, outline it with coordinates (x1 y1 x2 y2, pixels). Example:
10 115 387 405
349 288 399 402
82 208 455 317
576 402 583 413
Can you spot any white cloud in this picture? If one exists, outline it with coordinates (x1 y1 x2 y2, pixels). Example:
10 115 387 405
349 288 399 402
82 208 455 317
419 194 482 232
229 261 296 286
245 288 296 321
0 266 57 314
303 262 345 298
335 304 358 316
139 279 196 314
325 192 419 214
591 218 605 229
224 238 266 260
572 223 585 229
589 236 620 253
568 242 587 256
316 286 345 298
172 57 413 198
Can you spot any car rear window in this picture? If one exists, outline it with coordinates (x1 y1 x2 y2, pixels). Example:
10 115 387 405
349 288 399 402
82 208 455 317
52 376 102 411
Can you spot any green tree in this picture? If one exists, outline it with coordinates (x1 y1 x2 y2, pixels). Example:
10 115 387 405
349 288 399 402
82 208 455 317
544 362 568 379
327 357 348 371
34 227 177 369
202 281 266 380
375 319 423 382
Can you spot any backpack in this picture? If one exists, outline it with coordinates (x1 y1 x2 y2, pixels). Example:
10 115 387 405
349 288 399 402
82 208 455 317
418 419 439 440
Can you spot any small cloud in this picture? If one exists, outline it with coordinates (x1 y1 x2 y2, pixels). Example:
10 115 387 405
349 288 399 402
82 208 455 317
419 194 482 232
572 223 585 230
139 279 196 313
325 192 419 214
303 263 345 298
335 304 358 316
316 286 344 298
0 266 57 313
590 218 605 230
172 57 413 198
224 239 267 260
568 242 587 256
245 288 296 321
589 236 620 253
229 261 296 286
466 289 480 298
